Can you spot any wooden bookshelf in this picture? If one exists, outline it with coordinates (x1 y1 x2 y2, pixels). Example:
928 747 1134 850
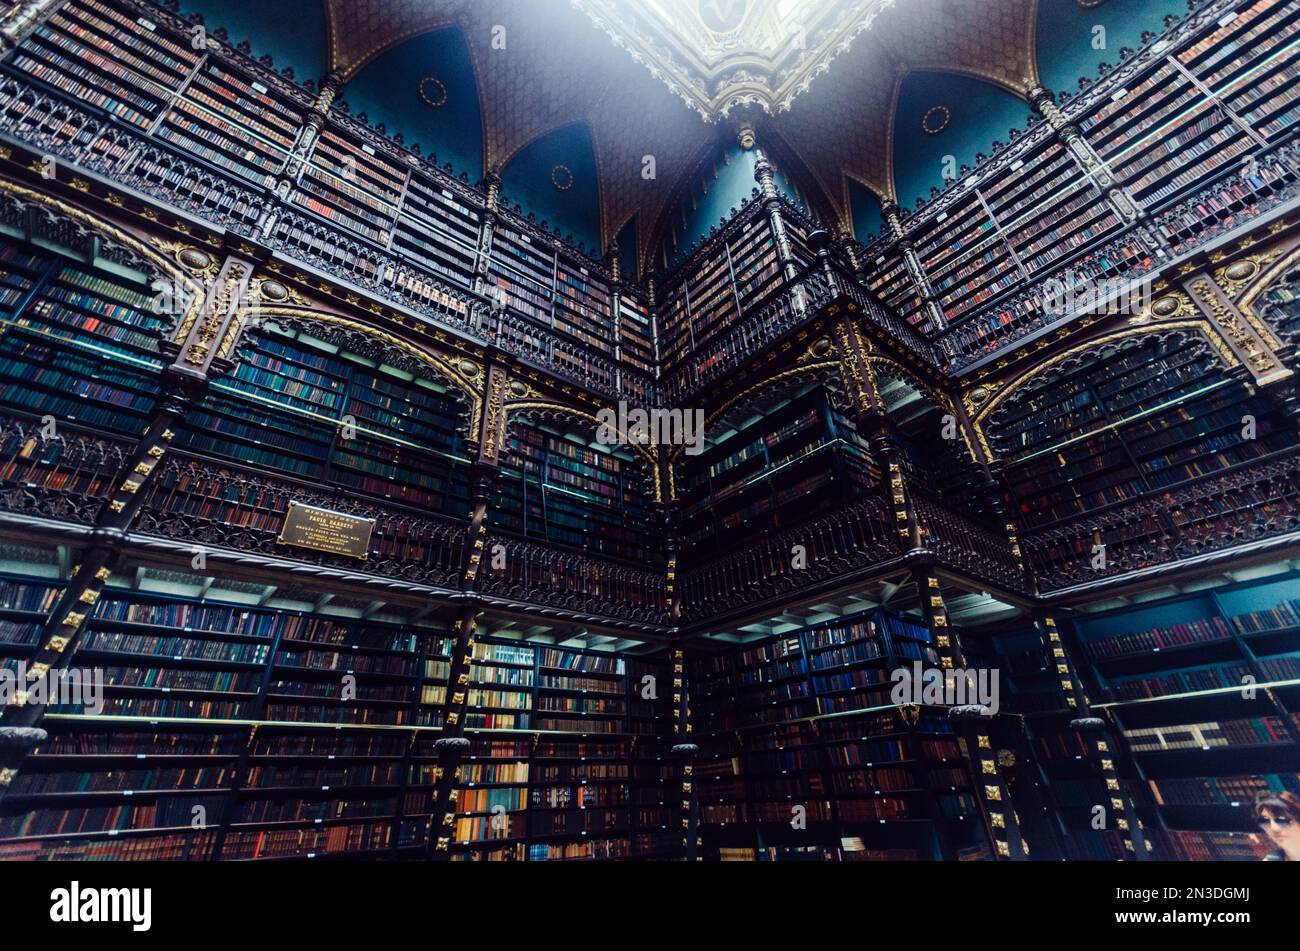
679 384 879 558
448 642 674 861
0 240 163 436
988 334 1290 566
1069 572 1300 860
689 610 989 860
176 321 472 512
491 419 656 564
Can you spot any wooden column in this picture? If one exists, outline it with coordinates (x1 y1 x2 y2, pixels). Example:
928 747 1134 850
882 201 947 332
1036 613 1150 860
670 644 699 861
427 350 509 859
1026 84 1171 258
0 0 69 54
1183 269 1294 387
911 566 1030 860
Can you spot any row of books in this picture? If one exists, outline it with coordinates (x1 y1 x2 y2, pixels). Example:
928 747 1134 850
1148 773 1299 807
1122 716 1293 752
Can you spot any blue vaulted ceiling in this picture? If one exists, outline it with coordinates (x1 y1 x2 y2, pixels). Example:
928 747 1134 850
1035 0 1190 96
499 124 602 256
342 29 484 182
171 0 325 83
891 70 1035 214
160 0 1201 260
848 178 884 244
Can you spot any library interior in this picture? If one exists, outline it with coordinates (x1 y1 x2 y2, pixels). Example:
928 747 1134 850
0 0 1297 863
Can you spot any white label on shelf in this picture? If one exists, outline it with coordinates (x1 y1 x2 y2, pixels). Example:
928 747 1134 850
520 233 531 243
322 785 330 791
1111 88 1128 102
136 17 157 31
876 256 886 265
124 790 133 796
161 687 170 693
1218 11 1239 26
328 754 335 760
362 144 376 155
108 830 119 836
937 212 948 222
252 82 268 95
441 189 454 200
1010 160 1024 171
137 754 146 760
580 267 588 275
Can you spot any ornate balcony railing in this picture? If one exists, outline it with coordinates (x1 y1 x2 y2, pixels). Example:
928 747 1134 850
478 533 670 626
1023 449 1300 592
677 484 1034 623
0 416 128 526
0 76 267 233
935 137 1300 373
0 71 652 402
665 260 939 404
910 490 1027 592
134 454 470 589
678 489 900 623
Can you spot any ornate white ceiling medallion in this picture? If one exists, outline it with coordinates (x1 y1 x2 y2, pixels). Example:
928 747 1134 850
571 0 900 120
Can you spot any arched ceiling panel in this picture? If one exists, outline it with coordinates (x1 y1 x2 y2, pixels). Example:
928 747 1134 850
341 28 484 181
1035 0 1189 96
177 0 1189 258
891 70 1035 211
323 0 711 259
777 0 1037 220
499 123 602 255
176 0 327 81
848 178 885 244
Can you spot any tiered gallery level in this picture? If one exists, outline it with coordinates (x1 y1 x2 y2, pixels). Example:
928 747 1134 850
0 0 1297 861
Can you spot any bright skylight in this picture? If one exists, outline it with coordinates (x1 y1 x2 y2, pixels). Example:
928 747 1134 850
575 0 897 117
639 0 849 60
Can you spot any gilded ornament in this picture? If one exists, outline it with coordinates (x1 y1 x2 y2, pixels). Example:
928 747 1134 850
257 279 290 303
1150 295 1181 317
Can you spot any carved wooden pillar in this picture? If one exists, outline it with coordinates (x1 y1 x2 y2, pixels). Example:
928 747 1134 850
670 644 699 861
608 242 624 396
0 0 68 54
1034 613 1150 860
745 130 798 280
882 201 947 332
167 252 259 378
1025 83 1171 259
427 351 509 860
472 171 501 301
259 72 343 240
829 313 919 552
911 566 1030 860
1182 270 1294 387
